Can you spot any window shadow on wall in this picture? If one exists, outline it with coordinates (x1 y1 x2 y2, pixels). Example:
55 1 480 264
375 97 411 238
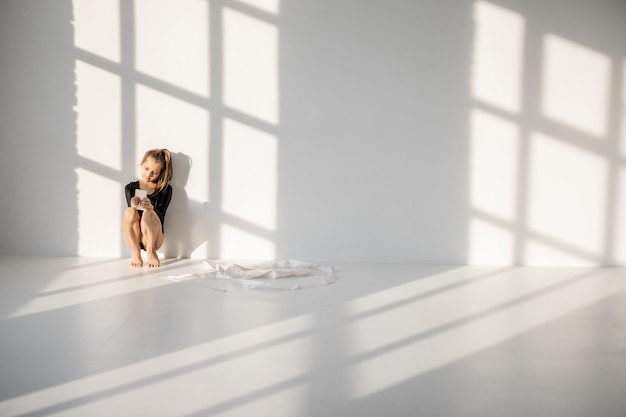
467 0 626 266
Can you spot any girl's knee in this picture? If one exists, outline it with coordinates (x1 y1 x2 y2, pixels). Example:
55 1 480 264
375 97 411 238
140 210 159 226
123 207 139 223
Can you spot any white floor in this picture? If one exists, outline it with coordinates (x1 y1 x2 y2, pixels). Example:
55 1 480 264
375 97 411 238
0 256 625 417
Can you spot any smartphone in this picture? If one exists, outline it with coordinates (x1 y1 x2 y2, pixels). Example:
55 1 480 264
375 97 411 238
135 189 148 210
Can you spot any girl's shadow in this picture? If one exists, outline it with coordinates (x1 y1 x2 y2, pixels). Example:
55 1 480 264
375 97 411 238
161 153 210 258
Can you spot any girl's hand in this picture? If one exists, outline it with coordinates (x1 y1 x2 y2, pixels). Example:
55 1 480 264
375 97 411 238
140 198 153 211
130 196 141 208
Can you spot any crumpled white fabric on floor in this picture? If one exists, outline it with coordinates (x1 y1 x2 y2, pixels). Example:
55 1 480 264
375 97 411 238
162 259 338 291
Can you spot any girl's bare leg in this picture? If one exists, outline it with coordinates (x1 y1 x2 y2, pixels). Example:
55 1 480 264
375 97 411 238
140 210 164 268
122 207 143 267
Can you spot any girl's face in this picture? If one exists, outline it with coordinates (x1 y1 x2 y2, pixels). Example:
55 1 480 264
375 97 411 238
141 157 162 184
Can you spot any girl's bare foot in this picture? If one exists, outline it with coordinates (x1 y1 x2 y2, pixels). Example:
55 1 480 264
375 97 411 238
130 252 143 268
147 251 160 268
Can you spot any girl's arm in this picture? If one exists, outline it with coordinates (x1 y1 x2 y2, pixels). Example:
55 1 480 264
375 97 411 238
125 183 141 208
152 185 173 227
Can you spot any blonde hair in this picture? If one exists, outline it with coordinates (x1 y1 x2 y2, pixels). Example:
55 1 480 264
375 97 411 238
141 148 173 193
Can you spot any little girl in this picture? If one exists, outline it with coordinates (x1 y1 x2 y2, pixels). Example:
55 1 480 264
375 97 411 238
123 149 173 267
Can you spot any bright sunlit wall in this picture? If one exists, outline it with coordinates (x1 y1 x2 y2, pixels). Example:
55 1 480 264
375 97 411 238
469 0 625 266
1 0 626 265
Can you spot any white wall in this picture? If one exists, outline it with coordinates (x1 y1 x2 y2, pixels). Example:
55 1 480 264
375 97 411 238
1 0 625 265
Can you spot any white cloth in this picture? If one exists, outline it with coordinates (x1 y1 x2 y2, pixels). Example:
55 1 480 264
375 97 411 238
162 259 338 291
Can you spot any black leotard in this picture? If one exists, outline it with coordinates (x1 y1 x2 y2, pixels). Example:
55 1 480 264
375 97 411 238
125 181 172 232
